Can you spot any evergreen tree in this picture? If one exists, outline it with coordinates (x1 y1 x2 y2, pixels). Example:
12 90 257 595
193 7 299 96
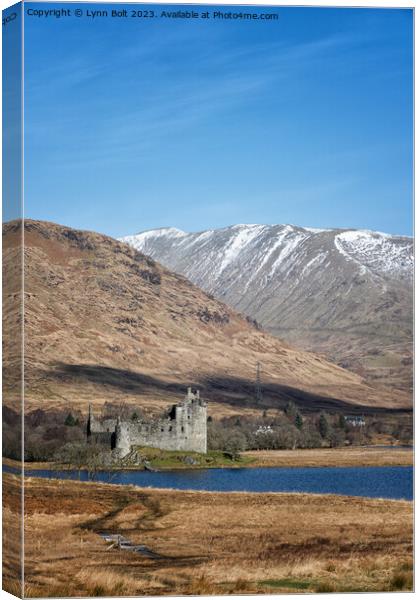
64 413 76 427
319 412 330 439
295 411 303 430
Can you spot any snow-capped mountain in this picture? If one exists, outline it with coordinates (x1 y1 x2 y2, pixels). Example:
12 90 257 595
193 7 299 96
121 224 413 392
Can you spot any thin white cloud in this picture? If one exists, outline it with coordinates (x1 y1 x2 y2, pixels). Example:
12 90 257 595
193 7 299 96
25 28 389 169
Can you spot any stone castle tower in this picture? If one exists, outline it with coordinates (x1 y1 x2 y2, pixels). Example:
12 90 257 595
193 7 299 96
115 416 131 456
87 388 207 457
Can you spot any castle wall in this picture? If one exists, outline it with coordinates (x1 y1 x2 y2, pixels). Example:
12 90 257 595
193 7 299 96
117 398 207 453
90 417 117 434
89 389 207 457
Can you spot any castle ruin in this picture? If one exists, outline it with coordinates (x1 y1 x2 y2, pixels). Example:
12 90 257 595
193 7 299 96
87 387 207 456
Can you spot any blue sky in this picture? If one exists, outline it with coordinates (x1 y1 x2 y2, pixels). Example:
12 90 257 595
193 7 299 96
3 2 22 222
24 4 413 237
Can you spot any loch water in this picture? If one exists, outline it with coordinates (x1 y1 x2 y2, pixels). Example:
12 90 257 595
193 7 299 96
9 465 413 500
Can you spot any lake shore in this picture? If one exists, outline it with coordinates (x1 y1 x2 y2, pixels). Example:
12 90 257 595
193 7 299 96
3 445 413 472
3 473 413 596
243 446 413 468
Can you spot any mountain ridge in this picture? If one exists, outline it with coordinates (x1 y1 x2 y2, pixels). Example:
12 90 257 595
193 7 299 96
121 223 413 392
3 219 411 417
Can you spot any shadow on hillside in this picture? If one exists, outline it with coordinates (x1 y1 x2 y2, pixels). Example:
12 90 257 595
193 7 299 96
51 362 186 395
47 363 410 415
198 374 411 415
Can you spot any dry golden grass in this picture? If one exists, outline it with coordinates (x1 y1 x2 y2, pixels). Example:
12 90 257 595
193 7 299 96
2 505 23 598
3 472 413 597
243 446 413 468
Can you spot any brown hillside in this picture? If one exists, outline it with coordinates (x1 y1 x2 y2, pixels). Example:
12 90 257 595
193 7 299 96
3 220 411 416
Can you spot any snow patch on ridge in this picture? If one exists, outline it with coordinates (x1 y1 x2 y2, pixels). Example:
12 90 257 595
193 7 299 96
217 225 265 275
252 231 291 274
120 224 412 285
334 230 413 277
268 229 309 277
125 227 186 243
300 252 328 277
303 227 332 234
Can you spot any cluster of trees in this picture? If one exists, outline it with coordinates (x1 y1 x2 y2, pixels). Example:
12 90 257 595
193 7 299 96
3 407 86 462
53 440 116 479
3 401 412 463
5 402 145 462
207 402 413 456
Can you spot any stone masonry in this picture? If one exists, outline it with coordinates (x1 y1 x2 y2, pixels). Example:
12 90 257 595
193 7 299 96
87 388 207 457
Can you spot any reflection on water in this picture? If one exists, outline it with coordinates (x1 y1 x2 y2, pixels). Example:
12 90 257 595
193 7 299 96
5 464 413 500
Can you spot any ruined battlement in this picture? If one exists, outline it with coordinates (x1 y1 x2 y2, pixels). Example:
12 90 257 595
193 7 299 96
87 388 207 457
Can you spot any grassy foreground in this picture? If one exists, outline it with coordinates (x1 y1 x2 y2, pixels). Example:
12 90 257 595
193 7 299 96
3 473 413 597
